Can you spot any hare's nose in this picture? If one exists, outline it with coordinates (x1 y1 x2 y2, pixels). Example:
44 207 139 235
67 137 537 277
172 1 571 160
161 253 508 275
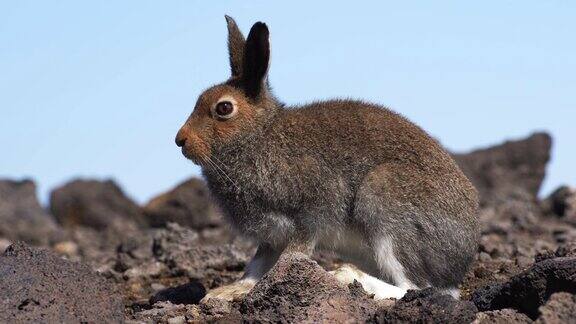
175 131 187 147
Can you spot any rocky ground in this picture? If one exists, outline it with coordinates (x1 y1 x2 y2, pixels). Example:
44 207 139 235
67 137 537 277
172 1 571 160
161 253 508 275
1 132 575 323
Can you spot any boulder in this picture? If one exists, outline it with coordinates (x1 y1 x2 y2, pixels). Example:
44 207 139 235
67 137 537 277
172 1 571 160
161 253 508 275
50 178 146 230
453 132 551 206
373 288 478 324
144 178 223 230
0 179 62 245
472 256 576 319
240 252 378 323
0 242 124 323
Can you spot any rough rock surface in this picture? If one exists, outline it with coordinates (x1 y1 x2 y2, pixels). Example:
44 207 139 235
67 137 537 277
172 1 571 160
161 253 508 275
152 223 252 289
2 132 575 323
535 292 576 323
372 288 478 323
0 242 124 323
240 252 379 323
473 309 532 324
50 178 146 230
453 132 551 206
144 178 223 230
542 186 576 225
0 179 62 246
472 256 576 319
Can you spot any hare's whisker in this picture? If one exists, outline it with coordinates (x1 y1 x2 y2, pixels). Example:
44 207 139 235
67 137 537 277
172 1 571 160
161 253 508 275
206 156 240 191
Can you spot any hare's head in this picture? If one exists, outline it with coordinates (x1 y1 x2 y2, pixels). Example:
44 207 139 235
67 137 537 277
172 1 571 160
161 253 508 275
176 16 279 164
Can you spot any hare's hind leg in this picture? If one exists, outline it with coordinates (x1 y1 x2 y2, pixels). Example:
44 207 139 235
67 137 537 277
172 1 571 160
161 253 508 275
353 163 469 299
330 264 407 299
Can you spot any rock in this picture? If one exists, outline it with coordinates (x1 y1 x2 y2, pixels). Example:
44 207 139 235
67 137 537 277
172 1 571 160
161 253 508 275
536 242 576 262
473 309 532 324
0 242 124 323
240 252 378 323
542 186 576 224
373 288 478 324
152 223 252 287
535 292 576 323
130 301 193 323
123 261 167 279
453 132 551 206
0 179 62 246
144 178 223 230
50 178 146 230
167 315 186 324
150 281 206 305
199 298 241 322
115 235 156 273
472 257 576 319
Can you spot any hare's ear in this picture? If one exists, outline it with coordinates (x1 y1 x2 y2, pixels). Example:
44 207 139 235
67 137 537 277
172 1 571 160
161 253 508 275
225 15 245 77
242 22 270 99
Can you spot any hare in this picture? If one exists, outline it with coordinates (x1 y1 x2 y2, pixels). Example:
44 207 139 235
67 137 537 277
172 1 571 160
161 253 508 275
176 16 479 302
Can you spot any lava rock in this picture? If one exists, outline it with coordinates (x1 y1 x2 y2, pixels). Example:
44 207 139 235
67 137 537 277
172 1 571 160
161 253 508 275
373 288 478 324
152 223 252 287
150 281 206 305
473 309 532 324
240 252 378 323
0 242 124 323
453 132 551 206
542 186 576 224
50 178 146 230
472 257 576 319
535 292 576 323
0 179 62 245
144 178 223 229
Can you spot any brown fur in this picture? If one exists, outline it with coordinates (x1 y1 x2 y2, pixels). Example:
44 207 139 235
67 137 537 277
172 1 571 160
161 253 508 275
176 17 479 291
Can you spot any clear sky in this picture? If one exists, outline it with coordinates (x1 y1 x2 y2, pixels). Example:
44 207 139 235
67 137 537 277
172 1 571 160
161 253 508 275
1 1 575 205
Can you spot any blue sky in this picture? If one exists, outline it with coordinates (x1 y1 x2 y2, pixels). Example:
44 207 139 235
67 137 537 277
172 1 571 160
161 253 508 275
1 1 575 204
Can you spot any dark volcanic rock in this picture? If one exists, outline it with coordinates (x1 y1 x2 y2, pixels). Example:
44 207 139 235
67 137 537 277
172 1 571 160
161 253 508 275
150 281 206 305
0 179 62 246
542 186 576 225
144 178 223 230
0 242 123 323
50 178 146 230
240 252 378 323
472 257 576 319
453 132 551 206
373 288 478 324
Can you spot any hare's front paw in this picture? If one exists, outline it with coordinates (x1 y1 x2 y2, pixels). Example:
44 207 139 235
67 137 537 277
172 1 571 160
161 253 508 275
201 280 256 303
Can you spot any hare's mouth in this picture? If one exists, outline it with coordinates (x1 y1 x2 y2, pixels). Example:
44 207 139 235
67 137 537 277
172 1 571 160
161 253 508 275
182 146 209 167
181 146 199 162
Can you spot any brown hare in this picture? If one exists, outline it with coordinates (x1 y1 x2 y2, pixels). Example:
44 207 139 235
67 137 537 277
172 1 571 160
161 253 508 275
176 16 479 302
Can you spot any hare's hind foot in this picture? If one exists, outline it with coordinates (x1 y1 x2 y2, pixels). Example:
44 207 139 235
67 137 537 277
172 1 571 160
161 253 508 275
200 279 256 303
330 264 407 300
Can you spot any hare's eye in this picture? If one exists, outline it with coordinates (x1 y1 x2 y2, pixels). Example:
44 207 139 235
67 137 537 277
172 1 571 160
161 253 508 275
213 101 237 120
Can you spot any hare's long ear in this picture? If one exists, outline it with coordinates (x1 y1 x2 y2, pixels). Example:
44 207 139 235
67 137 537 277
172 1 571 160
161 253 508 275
242 22 270 99
225 15 245 77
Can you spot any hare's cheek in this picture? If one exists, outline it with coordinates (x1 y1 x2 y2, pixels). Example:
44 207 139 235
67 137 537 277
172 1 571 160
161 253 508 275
213 122 242 143
186 133 212 160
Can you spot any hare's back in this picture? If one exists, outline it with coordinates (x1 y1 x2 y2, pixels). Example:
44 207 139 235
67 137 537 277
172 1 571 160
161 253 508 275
281 100 450 167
